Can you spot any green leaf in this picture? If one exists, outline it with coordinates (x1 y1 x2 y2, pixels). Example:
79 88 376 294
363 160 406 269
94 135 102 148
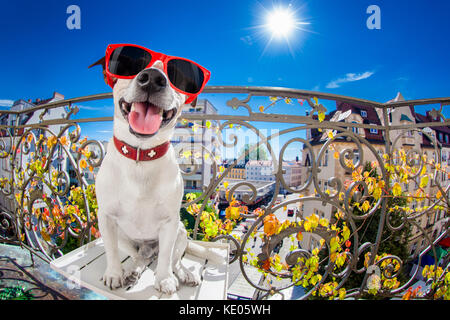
330 236 339 253
342 225 350 242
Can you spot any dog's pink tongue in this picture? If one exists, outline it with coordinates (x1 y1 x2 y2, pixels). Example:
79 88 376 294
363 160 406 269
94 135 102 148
128 102 162 135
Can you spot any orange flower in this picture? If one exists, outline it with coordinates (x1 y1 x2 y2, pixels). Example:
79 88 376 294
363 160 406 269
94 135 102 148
79 159 88 169
263 213 280 237
52 205 61 217
59 136 69 146
261 259 271 271
253 208 265 217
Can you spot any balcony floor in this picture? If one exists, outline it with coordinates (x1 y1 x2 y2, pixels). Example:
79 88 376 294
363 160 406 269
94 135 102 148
0 243 106 300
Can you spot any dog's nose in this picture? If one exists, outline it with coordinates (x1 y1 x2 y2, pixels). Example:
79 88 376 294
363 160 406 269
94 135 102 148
136 68 167 93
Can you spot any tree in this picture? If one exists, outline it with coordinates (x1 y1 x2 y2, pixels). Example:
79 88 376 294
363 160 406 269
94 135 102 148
330 162 412 297
239 143 269 163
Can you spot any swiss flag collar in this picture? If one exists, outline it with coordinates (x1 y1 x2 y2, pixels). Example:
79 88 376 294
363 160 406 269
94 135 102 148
113 136 170 162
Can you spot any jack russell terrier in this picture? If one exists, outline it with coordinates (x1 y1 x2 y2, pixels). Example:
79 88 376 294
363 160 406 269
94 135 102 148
91 44 217 294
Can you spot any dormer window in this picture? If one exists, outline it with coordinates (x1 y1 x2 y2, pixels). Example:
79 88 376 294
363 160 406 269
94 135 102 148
361 110 367 117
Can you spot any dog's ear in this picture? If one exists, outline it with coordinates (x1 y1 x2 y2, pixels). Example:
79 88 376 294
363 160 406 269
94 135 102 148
190 97 198 107
88 56 108 85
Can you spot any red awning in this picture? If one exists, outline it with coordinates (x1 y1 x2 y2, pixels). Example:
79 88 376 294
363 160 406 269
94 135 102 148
439 237 450 248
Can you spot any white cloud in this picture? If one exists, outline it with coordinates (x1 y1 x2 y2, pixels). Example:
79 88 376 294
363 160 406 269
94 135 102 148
77 104 114 111
77 104 102 111
326 71 375 89
0 99 14 107
240 35 253 46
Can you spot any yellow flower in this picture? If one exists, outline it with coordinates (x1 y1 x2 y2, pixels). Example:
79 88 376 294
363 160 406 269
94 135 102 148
46 136 57 149
318 110 325 122
79 159 88 169
361 200 370 213
392 182 402 197
419 175 429 189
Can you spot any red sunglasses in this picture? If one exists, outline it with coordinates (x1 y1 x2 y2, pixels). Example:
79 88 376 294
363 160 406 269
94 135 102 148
105 44 211 104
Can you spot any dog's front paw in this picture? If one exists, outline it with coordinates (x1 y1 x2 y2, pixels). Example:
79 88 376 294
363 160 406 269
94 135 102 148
155 274 179 295
102 266 124 290
175 266 201 287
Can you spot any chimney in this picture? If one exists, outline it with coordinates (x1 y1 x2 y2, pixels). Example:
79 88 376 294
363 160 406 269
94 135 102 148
53 92 65 101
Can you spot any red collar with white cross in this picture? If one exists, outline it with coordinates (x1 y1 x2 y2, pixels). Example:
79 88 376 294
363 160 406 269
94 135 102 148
113 136 170 162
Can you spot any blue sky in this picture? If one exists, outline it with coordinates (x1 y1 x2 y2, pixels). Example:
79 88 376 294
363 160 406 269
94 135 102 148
0 0 449 159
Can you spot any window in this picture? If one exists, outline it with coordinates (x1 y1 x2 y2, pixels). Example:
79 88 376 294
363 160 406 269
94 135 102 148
361 110 367 117
370 128 378 134
353 149 360 163
351 121 359 134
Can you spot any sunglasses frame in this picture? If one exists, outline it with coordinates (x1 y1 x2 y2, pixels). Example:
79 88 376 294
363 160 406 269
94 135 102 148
105 43 211 104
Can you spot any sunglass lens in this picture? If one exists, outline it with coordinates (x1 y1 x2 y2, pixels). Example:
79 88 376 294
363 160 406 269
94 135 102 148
108 46 152 77
167 59 204 94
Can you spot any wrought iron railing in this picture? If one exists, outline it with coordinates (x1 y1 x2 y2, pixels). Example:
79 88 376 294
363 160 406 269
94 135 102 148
0 86 449 300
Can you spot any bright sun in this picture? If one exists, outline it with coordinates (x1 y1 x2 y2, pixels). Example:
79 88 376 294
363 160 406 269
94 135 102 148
266 7 297 39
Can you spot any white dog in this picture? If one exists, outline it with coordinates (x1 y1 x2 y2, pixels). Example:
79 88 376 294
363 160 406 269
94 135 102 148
93 46 214 294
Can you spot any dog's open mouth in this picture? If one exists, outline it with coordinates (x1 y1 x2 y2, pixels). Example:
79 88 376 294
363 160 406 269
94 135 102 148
119 98 176 136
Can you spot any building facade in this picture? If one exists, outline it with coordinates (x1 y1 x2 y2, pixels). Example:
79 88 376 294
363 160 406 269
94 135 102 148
245 160 303 190
0 92 68 210
300 93 449 258
172 99 220 194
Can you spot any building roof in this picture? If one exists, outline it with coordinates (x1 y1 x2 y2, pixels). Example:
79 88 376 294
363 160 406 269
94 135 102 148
245 160 302 167
246 160 272 167
308 101 385 146
386 92 405 103
409 106 450 147
400 114 413 122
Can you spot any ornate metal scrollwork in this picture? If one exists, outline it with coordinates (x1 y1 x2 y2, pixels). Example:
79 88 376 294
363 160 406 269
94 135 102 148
0 87 448 300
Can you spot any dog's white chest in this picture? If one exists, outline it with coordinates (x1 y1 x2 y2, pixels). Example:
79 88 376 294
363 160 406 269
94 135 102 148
96 147 183 240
